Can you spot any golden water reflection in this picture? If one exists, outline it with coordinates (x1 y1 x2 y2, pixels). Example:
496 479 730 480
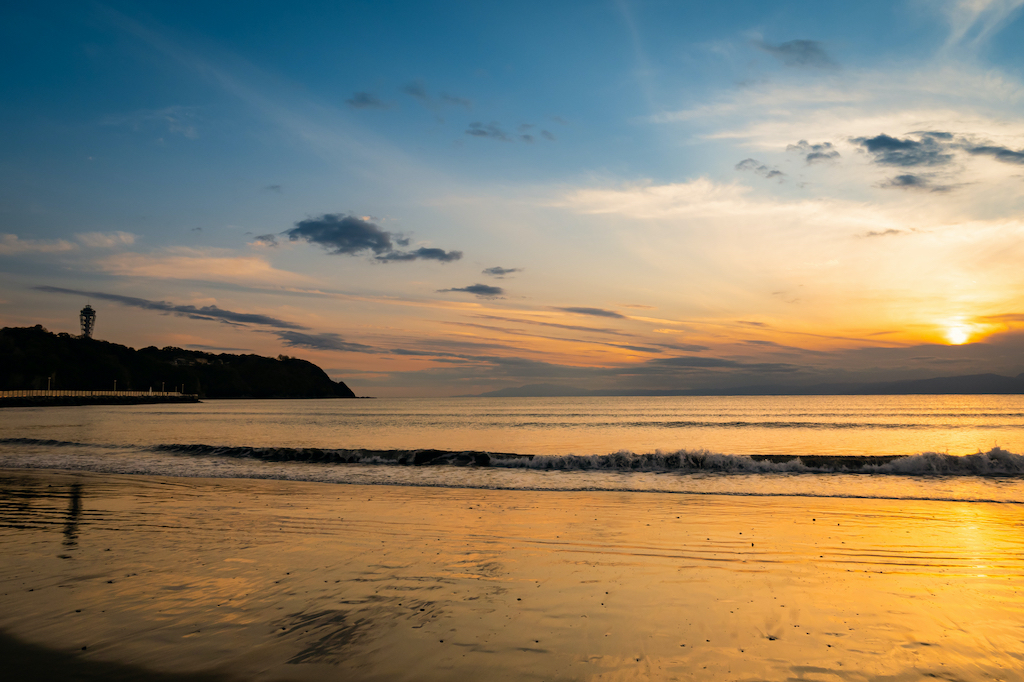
1 470 1022 681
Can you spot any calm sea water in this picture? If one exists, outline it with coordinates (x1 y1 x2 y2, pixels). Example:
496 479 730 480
2 395 1023 502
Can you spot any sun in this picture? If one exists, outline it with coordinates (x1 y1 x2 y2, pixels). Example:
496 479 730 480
946 326 970 345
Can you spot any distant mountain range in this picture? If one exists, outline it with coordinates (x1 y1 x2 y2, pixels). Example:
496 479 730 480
468 373 1024 398
1 325 357 399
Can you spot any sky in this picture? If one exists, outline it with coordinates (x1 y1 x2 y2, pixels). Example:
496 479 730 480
2 0 1024 397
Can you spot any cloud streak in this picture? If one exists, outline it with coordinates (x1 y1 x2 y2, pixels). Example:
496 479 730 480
0 234 76 255
272 330 376 353
555 307 626 319
33 286 307 329
483 266 522 277
438 284 504 298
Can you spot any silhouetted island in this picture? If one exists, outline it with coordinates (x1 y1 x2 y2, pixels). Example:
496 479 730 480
1 325 356 400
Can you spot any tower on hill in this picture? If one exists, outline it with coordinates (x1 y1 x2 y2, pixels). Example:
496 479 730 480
80 305 96 339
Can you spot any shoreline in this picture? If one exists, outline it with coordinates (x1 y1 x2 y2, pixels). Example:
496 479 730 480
2 468 1022 681
0 395 201 408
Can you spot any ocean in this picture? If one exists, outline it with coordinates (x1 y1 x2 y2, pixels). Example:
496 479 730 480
2 394 1023 502
3 395 1024 680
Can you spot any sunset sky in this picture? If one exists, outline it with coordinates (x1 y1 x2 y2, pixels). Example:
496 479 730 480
3 0 1024 396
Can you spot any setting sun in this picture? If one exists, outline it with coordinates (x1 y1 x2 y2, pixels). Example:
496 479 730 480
946 325 970 346
946 326 971 345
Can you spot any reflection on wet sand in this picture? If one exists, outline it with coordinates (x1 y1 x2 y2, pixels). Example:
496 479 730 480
62 483 82 553
1 469 1023 681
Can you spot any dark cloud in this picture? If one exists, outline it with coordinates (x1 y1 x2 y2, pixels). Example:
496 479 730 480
966 144 1024 165
285 214 461 263
786 140 840 164
438 284 504 298
440 93 472 109
854 133 954 167
879 174 952 192
287 214 393 255
401 80 428 100
346 92 389 109
483 266 522 278
466 122 508 141
253 234 279 247
273 330 376 353
555 307 626 319
541 130 556 141
263 184 282 193
862 228 904 238
33 286 306 330
757 39 837 68
736 158 785 181
375 247 463 262
521 134 534 143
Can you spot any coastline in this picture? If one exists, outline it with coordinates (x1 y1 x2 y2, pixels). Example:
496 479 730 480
0 395 200 408
2 468 1022 681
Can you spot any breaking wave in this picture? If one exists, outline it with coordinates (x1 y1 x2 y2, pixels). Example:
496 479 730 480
4 439 1020 477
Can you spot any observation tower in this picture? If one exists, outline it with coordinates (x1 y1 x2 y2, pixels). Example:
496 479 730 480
80 305 96 339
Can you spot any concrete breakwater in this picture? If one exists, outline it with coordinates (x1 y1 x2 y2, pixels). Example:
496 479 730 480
0 390 200 408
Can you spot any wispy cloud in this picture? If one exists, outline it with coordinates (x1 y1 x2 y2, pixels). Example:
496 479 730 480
756 39 837 69
2 231 131 256
440 93 472 109
100 105 200 139
96 247 310 286
0 234 76 255
466 122 509 141
33 286 307 329
942 0 1024 51
76 232 136 248
346 92 390 109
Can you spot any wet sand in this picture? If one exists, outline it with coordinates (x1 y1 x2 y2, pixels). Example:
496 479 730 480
1 469 1023 681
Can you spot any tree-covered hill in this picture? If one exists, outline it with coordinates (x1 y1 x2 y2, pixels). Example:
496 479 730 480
0 325 356 399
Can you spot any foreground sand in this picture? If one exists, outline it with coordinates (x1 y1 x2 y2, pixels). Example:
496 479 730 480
1 469 1022 681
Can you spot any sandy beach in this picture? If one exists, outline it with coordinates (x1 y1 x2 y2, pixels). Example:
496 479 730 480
2 468 1023 681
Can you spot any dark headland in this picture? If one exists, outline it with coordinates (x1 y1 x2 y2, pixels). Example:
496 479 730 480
1 325 357 405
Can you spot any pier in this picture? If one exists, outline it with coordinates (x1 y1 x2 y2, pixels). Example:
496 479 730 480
0 389 200 408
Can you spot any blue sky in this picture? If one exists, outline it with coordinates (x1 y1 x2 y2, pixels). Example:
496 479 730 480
3 1 1024 396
